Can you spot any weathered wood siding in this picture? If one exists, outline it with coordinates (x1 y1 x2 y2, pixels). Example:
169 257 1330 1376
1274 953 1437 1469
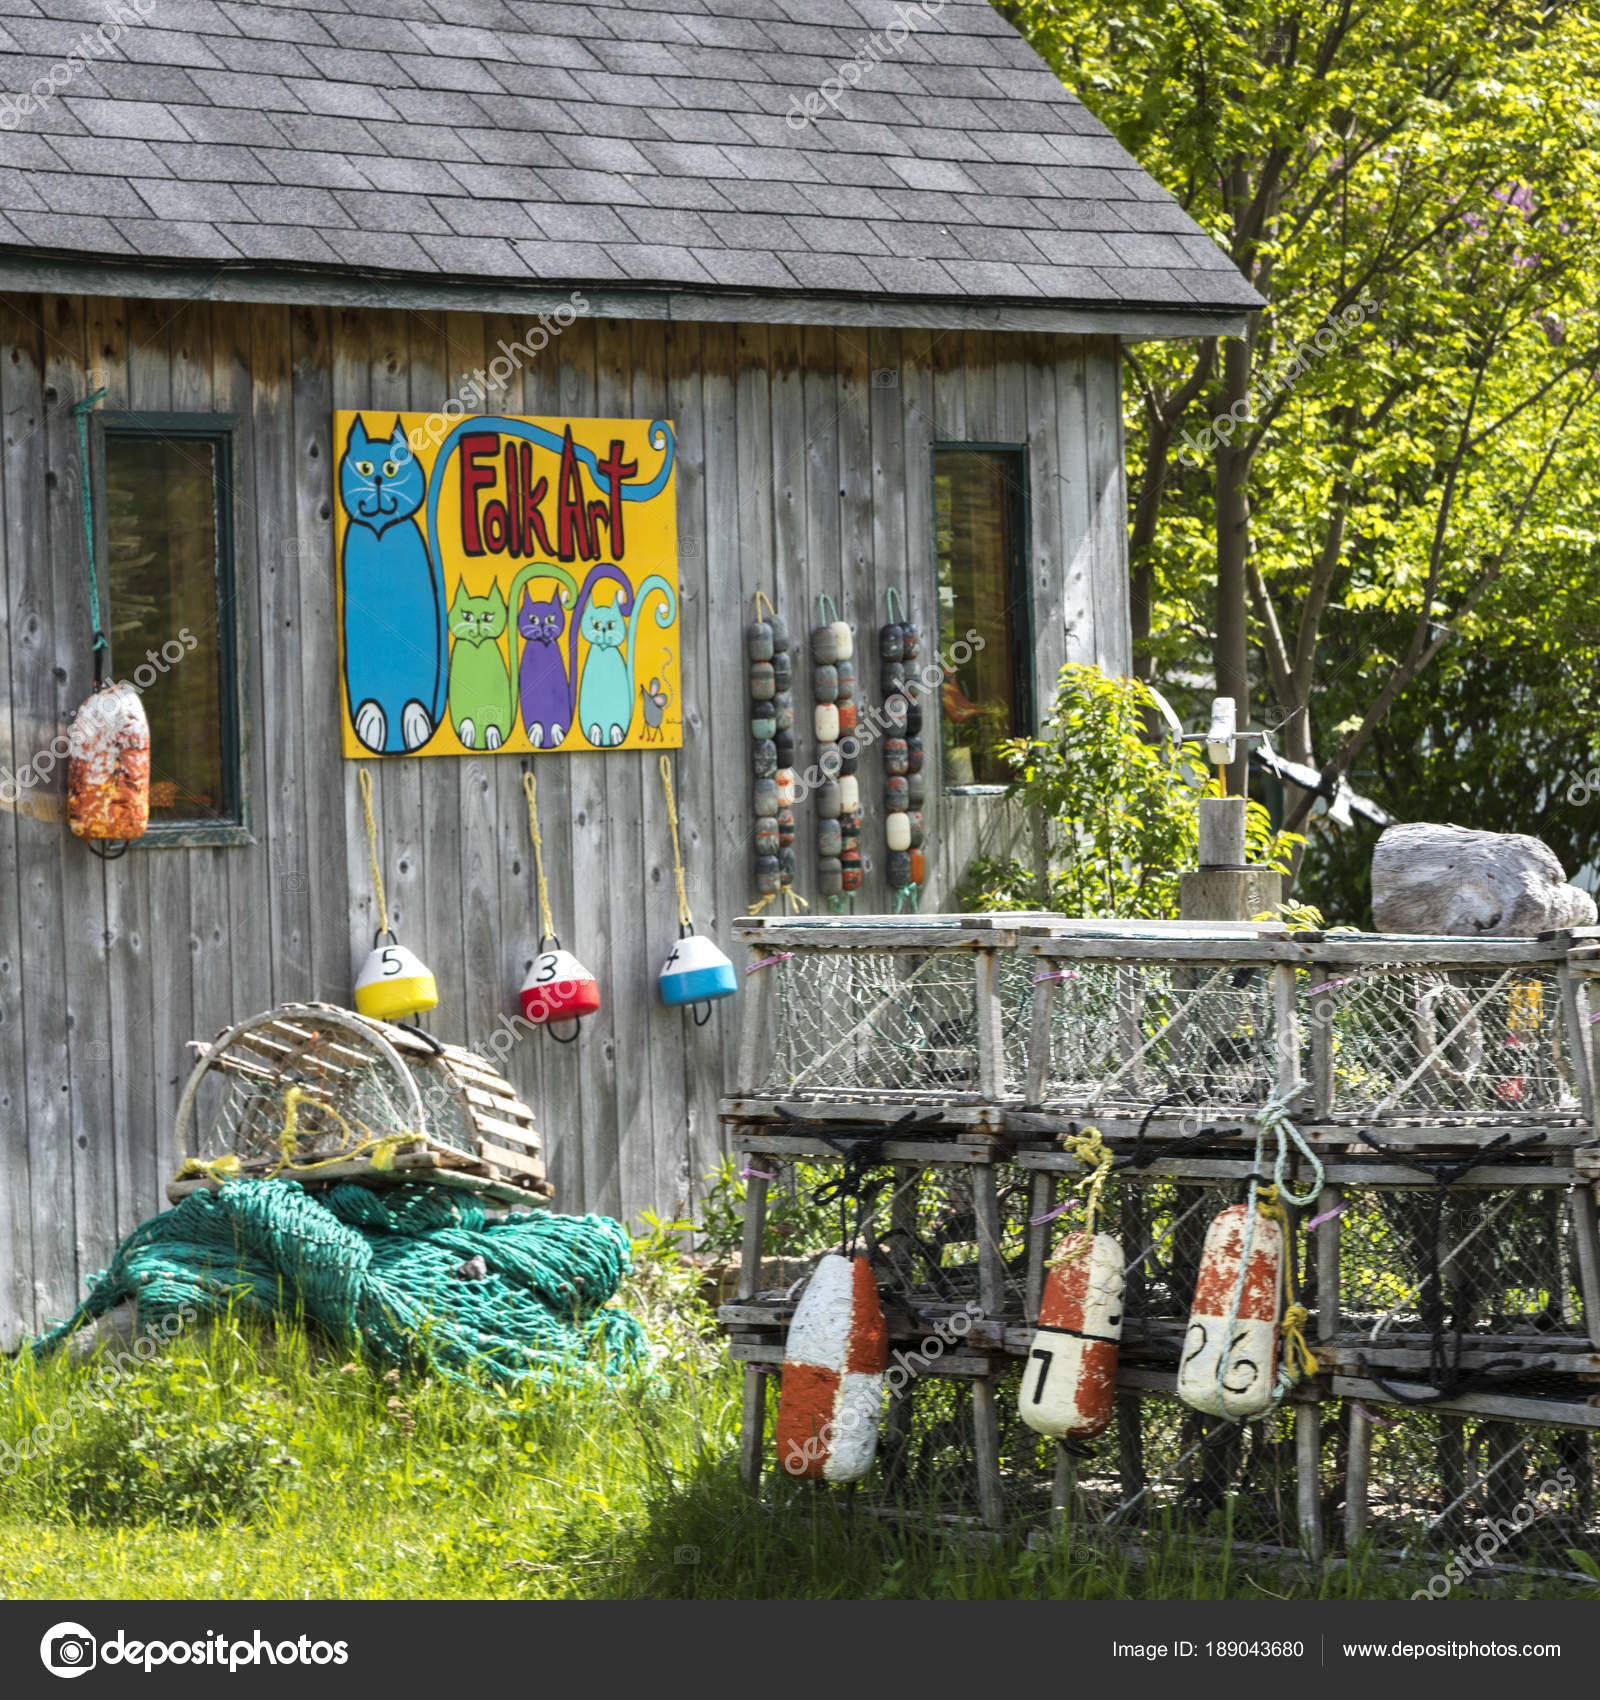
0 293 1129 1347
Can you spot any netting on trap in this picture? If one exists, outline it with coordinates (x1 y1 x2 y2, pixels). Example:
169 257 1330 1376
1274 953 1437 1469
179 1007 478 1167
1054 1394 1305 1542
754 947 989 1099
1307 964 1580 1121
1114 1179 1249 1331
1354 1403 1599 1567
1336 1183 1589 1343
1034 960 1282 1114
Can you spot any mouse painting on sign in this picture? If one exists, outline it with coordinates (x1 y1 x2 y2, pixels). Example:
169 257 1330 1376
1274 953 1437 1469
333 411 680 759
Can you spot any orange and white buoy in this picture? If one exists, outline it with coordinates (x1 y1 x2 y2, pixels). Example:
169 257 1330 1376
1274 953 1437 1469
67 681 149 848
1019 1231 1124 1439
1177 1202 1283 1419
774 1253 887 1482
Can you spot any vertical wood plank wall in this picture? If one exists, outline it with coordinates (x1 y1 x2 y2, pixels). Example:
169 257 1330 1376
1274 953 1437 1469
0 292 1130 1347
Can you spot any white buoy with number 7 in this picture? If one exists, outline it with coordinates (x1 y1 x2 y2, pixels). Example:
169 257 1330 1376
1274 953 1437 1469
1019 1231 1124 1439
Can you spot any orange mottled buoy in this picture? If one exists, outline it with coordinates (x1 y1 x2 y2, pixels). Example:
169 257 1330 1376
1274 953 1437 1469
67 682 149 846
774 1253 888 1482
1177 1202 1283 1419
1019 1231 1124 1439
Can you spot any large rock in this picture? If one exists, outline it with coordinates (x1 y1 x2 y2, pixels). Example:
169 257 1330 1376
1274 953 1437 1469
1371 823 1597 936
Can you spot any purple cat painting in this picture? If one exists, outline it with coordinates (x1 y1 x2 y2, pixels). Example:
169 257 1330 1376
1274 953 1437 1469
516 587 569 747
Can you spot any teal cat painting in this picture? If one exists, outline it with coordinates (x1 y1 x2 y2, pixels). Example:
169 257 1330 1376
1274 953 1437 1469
574 573 676 748
447 581 513 750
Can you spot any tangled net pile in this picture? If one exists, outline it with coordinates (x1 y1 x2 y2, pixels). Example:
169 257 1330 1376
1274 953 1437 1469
33 1179 650 1388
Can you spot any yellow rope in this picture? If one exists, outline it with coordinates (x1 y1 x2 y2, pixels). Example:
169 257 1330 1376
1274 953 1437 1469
659 754 694 930
357 768 389 937
1047 1126 1115 1264
753 589 775 622
523 771 557 943
1256 1184 1320 1382
174 1086 409 1188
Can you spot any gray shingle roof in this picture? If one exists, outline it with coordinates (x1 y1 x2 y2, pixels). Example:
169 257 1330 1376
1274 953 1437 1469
0 0 1261 314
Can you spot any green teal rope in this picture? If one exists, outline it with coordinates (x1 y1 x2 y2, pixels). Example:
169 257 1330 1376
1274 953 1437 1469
72 388 109 662
30 1179 650 1388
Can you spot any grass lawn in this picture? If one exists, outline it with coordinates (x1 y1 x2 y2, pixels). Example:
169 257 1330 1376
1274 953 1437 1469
0 1248 1592 1602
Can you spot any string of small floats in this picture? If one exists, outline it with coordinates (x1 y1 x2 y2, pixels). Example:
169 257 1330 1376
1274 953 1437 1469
749 585 927 918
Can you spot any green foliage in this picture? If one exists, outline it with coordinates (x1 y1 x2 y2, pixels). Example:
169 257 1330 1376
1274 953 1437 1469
54 1357 299 1528
694 1156 839 1265
999 0 1600 881
957 663 1299 917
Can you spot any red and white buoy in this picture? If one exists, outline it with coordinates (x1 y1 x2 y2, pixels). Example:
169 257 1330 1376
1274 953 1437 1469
774 1253 887 1482
1176 1202 1283 1419
1019 1231 1125 1440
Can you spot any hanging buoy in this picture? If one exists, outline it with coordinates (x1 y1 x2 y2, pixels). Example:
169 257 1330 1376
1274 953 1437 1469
354 933 439 1023
355 768 438 1023
659 929 737 1010
1177 1202 1283 1419
659 754 737 1025
521 770 598 1042
67 681 150 852
1020 1231 1125 1440
774 1253 887 1482
521 944 600 1026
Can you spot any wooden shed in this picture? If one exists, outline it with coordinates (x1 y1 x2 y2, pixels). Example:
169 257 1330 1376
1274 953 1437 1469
0 0 1254 1346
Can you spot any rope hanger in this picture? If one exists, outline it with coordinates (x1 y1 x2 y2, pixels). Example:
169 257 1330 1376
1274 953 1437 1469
523 770 558 948
358 768 391 941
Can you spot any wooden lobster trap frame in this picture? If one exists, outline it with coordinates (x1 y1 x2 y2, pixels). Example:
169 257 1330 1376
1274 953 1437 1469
721 916 1600 1565
170 1001 552 1209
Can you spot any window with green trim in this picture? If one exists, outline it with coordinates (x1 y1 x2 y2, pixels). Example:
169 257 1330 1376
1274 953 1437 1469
95 414 247 845
933 445 1032 789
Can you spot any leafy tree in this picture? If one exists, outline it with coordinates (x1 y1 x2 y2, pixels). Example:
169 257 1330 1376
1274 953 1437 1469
957 663 1298 916
1000 0 1600 852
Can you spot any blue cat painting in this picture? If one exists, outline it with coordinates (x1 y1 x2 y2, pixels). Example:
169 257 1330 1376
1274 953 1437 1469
339 418 447 753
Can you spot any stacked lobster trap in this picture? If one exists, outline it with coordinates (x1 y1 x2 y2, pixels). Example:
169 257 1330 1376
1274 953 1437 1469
720 914 1600 1576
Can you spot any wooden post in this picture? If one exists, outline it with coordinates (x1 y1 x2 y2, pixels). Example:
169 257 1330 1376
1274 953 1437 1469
1025 1169 1054 1324
1295 1398 1323 1564
972 1372 1005 1530
1559 969 1600 1348
1025 968 1053 1105
739 1365 767 1496
737 1161 769 1301
1052 1440 1074 1528
1314 1184 1341 1344
974 947 1005 1099
975 1160 1006 1317
1344 1399 1371 1550
735 948 774 1097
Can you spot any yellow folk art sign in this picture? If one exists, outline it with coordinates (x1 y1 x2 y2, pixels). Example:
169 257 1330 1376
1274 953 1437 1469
334 411 680 757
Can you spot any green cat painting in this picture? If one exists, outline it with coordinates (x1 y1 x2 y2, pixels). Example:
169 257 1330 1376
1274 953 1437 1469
447 581 514 750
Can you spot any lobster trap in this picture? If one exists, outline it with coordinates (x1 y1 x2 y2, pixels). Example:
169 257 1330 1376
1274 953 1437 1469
720 915 1600 1570
170 1001 551 1208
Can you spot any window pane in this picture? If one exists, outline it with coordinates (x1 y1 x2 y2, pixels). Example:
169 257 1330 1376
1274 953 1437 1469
104 434 227 823
935 449 1027 786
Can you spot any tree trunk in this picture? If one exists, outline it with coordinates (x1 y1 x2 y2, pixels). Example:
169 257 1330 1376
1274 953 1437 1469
1214 333 1253 796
